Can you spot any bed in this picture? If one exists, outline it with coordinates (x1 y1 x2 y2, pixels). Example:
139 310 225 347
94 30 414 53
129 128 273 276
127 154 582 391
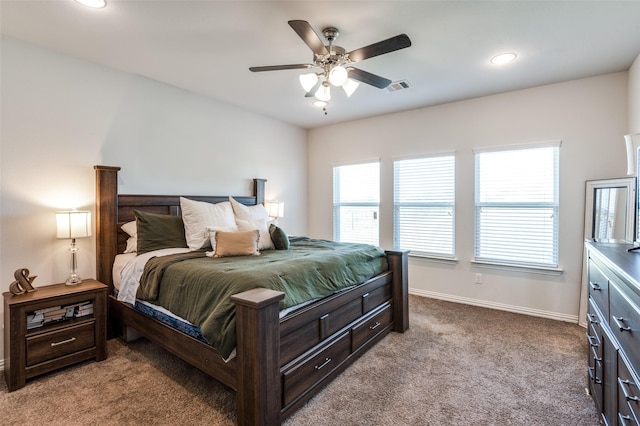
94 165 409 425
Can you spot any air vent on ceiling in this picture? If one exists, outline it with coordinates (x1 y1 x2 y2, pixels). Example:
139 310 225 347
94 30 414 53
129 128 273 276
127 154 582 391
387 80 411 92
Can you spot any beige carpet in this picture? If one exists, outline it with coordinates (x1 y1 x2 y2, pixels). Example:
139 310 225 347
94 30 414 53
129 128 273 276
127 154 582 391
0 296 599 425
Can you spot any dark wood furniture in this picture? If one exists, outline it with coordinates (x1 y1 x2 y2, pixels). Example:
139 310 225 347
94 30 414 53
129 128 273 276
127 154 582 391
3 279 107 391
94 165 409 425
586 242 640 425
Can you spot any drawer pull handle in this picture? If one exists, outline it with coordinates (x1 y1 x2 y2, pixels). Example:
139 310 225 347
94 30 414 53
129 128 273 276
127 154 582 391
51 337 76 347
613 316 632 332
315 357 332 371
619 414 632 425
619 378 640 402
362 292 369 299
369 321 381 331
590 281 602 291
588 366 601 384
586 334 599 348
587 313 599 325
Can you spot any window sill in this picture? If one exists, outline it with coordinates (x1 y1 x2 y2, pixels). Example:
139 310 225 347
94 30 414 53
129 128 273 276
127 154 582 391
409 253 458 264
471 259 563 275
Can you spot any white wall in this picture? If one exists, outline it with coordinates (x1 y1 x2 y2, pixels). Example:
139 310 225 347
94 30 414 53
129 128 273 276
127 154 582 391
308 72 629 322
0 37 308 359
629 53 640 133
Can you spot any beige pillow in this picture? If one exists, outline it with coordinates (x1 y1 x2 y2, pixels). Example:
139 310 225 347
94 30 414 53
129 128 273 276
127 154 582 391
213 230 260 258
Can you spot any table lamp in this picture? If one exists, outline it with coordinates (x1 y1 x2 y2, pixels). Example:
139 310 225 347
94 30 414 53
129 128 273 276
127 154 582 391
56 210 91 285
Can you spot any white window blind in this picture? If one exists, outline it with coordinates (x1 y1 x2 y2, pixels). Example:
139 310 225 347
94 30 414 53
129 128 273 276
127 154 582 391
474 143 559 268
393 155 455 257
333 162 380 245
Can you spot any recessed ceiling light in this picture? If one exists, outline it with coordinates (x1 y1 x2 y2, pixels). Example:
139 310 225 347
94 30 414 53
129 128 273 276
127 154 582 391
74 0 106 8
313 101 327 108
490 53 517 65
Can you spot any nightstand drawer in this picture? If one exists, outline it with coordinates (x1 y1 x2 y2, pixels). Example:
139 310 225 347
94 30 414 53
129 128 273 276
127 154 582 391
26 321 95 366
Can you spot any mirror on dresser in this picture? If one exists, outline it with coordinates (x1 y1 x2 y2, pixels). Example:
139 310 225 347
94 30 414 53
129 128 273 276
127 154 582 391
579 177 636 327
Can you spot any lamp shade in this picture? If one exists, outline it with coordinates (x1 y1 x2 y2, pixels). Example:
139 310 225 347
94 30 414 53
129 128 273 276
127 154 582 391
342 78 360 97
299 73 319 93
56 211 92 239
329 66 348 86
265 201 285 219
315 82 331 102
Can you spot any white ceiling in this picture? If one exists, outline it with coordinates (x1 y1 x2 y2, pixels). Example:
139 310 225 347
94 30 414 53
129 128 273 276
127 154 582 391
2 1 640 129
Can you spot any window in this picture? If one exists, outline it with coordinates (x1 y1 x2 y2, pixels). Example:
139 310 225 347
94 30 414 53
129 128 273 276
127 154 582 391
474 142 560 268
393 154 455 257
333 162 380 245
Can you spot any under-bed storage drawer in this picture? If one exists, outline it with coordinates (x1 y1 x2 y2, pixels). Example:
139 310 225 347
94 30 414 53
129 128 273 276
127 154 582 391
26 321 95 366
352 302 392 352
282 331 351 407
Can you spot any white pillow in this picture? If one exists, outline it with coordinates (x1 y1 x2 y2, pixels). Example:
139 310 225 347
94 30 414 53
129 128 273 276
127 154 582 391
121 221 137 253
180 197 237 250
236 218 275 251
229 196 270 222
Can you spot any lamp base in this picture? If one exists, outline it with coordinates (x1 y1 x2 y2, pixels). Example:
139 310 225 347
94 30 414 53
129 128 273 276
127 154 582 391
65 274 82 286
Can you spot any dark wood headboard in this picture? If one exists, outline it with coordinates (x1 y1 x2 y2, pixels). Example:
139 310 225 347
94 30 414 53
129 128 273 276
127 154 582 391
94 165 266 292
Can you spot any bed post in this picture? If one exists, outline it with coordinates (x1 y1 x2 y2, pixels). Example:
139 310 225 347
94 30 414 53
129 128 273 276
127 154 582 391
253 178 266 205
231 288 285 426
94 166 120 289
386 249 409 332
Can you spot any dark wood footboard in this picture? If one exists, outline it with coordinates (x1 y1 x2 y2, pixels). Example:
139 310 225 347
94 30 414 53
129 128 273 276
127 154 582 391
94 165 409 426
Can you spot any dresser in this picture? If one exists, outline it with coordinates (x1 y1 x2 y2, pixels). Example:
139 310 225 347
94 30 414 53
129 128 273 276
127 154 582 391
586 242 640 425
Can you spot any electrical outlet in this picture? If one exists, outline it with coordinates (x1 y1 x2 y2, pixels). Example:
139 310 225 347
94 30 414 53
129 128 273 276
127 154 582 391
475 273 483 284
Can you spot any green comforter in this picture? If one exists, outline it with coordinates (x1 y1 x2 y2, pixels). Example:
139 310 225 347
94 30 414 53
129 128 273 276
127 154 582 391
136 238 388 359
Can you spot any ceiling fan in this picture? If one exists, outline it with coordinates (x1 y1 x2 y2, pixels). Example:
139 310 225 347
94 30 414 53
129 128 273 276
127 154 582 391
249 20 411 104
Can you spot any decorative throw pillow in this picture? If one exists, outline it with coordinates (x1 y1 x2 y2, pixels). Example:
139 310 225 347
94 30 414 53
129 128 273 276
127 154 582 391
212 230 260 258
206 226 239 253
134 210 188 255
269 223 290 250
121 220 138 253
180 197 237 250
236 218 275 250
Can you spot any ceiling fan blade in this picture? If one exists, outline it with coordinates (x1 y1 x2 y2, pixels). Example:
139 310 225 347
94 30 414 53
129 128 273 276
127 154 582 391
347 34 411 63
288 20 329 56
249 64 314 72
304 79 322 97
348 67 392 89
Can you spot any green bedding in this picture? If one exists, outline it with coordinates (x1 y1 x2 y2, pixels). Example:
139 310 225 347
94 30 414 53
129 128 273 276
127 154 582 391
136 238 388 359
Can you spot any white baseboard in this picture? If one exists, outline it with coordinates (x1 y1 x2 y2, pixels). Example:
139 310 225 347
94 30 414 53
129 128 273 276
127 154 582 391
0 358 4 371
409 288 579 324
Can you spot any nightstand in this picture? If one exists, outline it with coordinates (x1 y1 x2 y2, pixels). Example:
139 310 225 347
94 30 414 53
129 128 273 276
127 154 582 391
3 279 107 391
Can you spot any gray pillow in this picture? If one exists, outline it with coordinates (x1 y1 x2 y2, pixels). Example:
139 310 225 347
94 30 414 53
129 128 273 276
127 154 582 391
134 210 187 254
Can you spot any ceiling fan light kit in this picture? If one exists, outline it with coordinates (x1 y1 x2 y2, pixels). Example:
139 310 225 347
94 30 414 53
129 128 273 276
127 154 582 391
250 20 411 113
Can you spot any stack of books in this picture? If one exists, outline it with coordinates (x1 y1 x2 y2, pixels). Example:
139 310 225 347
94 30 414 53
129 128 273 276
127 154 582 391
25 300 94 329
73 302 93 318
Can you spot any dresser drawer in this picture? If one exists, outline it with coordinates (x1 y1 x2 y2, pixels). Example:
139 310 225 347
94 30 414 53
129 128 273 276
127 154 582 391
26 321 95 366
610 282 640 374
351 302 392 352
282 331 351 407
618 353 640 425
589 260 609 319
